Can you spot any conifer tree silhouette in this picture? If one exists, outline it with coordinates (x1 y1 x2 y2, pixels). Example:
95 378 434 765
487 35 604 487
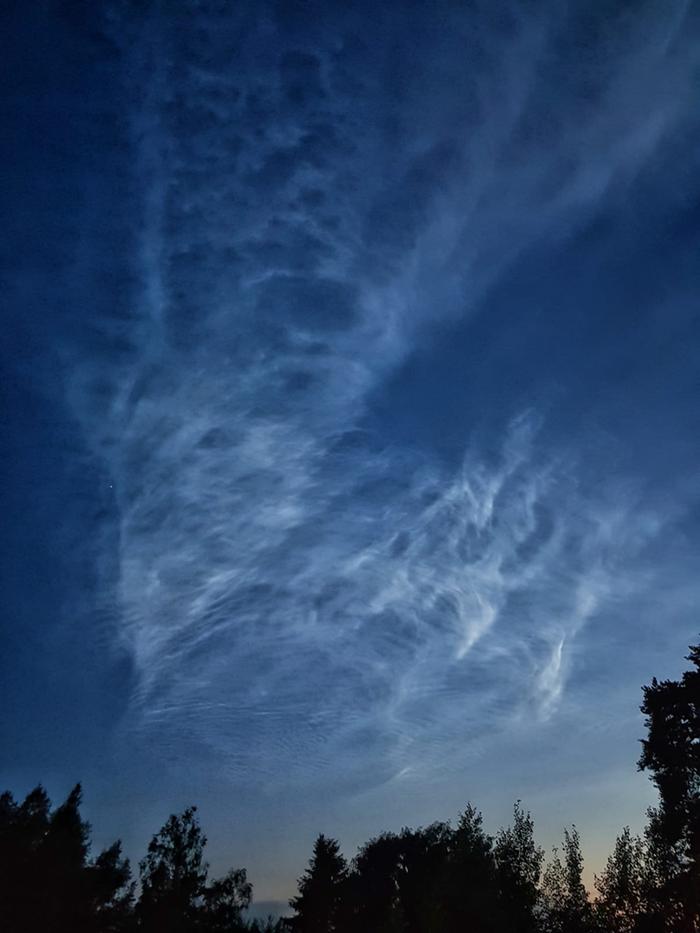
638 643 700 930
0 784 132 933
290 834 348 933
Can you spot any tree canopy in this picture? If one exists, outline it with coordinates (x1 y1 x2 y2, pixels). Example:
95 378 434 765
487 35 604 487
2 641 700 932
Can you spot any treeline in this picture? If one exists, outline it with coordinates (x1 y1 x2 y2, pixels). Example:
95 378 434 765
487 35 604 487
1 644 698 932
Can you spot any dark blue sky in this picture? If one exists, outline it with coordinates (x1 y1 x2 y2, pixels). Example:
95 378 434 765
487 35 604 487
2 0 700 909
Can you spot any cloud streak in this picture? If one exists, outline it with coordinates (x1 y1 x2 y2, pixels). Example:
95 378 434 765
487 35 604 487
58 0 699 792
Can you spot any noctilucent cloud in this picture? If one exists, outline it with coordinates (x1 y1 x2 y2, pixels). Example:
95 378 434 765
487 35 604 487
2 0 700 910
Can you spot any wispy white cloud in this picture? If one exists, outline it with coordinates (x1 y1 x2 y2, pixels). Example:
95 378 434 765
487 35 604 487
61 0 699 792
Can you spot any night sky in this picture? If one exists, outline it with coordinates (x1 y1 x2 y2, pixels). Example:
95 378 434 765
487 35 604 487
2 0 700 914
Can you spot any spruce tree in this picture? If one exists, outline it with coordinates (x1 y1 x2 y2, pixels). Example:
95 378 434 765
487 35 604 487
638 643 700 929
290 834 348 933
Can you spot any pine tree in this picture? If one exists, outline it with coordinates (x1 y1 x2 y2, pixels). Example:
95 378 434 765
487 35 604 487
638 643 700 929
0 784 132 933
290 834 348 933
0 786 51 930
87 840 134 931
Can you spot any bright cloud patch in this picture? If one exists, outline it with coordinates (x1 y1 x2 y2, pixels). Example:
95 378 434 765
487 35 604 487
55 0 700 794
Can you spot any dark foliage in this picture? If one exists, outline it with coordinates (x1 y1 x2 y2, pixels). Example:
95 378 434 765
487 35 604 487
0 783 133 932
2 642 699 932
638 644 700 930
289 834 348 933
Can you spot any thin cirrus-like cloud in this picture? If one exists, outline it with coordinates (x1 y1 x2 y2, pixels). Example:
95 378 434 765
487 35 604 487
60 0 696 787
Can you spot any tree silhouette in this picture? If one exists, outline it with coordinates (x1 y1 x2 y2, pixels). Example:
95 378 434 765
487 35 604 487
137 806 209 932
395 822 453 933
495 802 544 933
638 643 700 929
6 638 700 932
137 805 253 932
87 840 134 931
593 827 647 933
0 784 132 933
42 784 92 930
290 834 348 933
249 918 291 933
540 828 594 933
202 867 253 932
0 785 50 930
441 804 499 933
348 832 403 933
